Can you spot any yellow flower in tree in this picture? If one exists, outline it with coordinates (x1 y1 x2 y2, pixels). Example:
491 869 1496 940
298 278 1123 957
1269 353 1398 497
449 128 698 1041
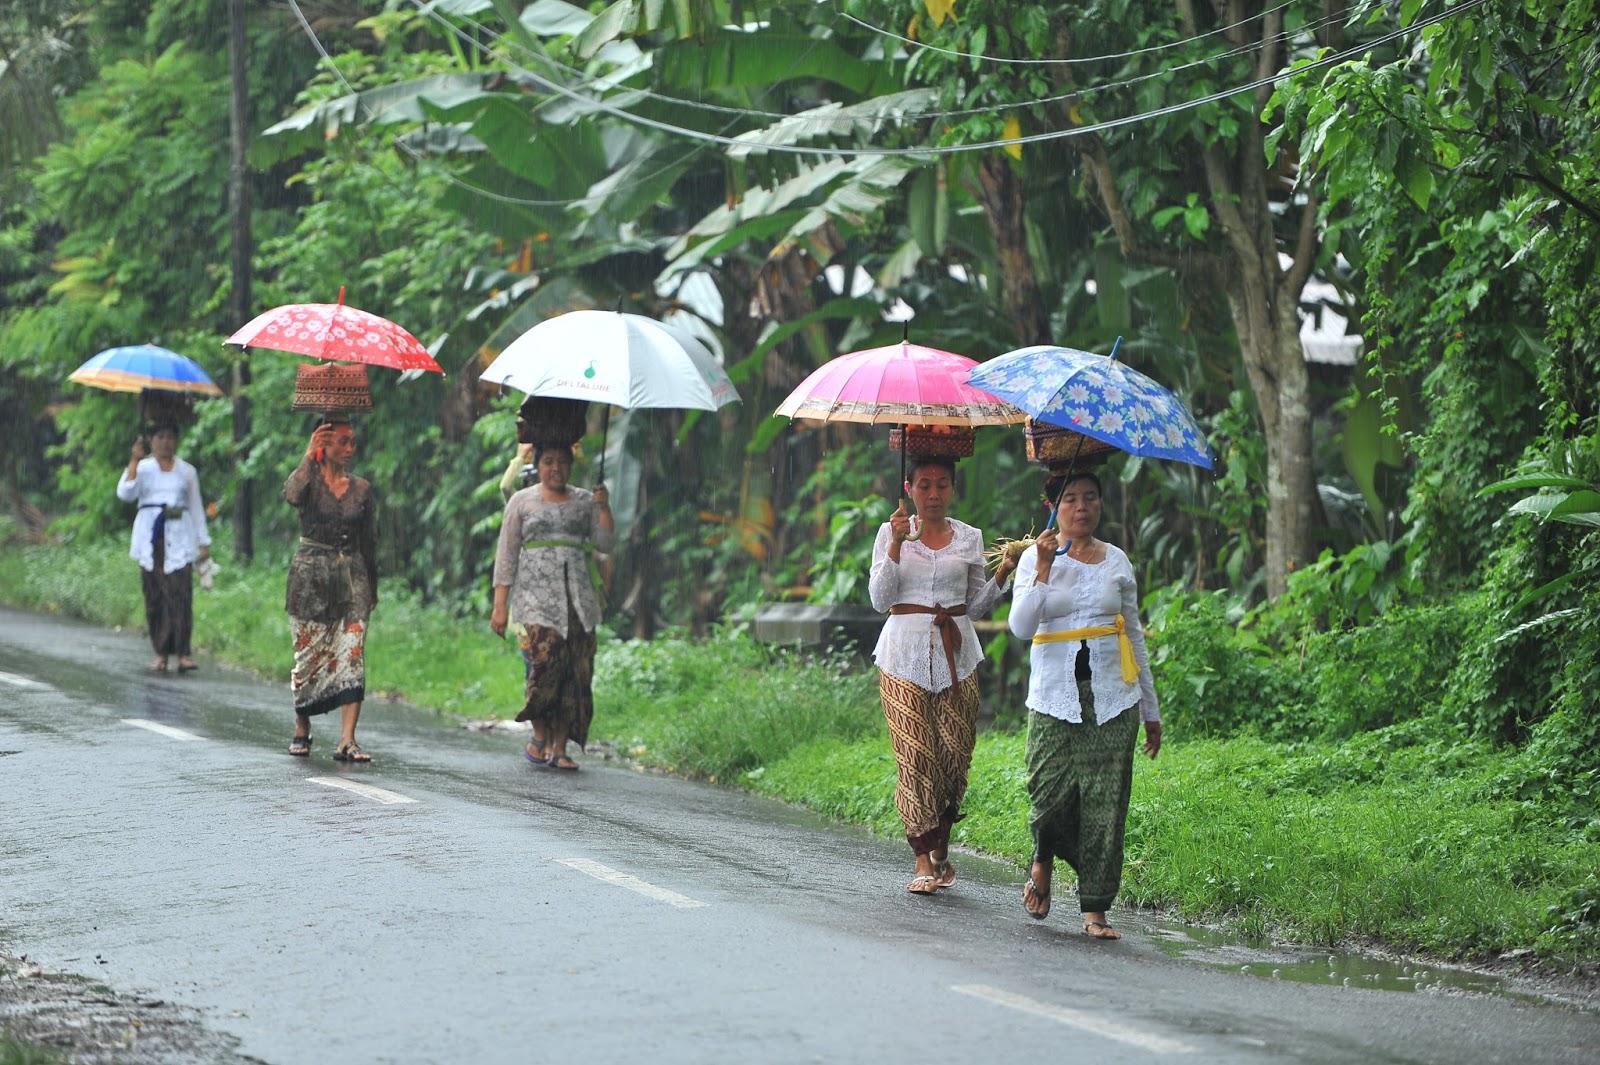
1002 114 1023 160
924 0 957 28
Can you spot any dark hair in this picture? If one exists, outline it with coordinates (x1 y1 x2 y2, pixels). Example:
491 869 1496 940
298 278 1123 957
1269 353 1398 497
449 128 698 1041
1044 470 1102 503
148 423 180 438
533 443 575 464
906 456 957 482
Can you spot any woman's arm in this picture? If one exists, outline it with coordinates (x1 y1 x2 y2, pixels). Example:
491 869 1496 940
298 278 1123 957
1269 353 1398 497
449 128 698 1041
184 463 211 556
282 457 316 507
1008 550 1046 639
590 487 615 554
866 523 900 613
360 484 379 608
964 529 1015 619
116 440 145 502
1117 558 1160 724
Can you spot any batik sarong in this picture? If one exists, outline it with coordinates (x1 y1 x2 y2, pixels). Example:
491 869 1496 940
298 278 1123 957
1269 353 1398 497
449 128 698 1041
516 603 595 748
879 670 980 854
1025 677 1140 912
291 615 367 716
140 536 194 657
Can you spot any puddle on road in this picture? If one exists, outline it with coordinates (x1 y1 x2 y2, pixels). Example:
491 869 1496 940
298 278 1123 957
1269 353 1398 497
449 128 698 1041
1143 922 1540 1002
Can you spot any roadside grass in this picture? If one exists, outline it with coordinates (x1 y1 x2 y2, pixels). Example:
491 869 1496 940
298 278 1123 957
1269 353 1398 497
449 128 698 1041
0 1037 60 1065
2 528 1595 966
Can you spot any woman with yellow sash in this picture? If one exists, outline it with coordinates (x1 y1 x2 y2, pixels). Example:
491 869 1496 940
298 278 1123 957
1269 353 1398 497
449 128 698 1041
491 443 613 771
1008 470 1161 938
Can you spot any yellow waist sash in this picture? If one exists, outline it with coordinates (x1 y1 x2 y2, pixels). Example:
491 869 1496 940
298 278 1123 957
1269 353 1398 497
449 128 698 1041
1031 614 1138 683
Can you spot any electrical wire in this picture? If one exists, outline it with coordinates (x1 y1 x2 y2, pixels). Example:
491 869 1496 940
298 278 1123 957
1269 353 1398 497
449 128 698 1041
408 0 1365 131
836 0 1316 67
384 0 1492 159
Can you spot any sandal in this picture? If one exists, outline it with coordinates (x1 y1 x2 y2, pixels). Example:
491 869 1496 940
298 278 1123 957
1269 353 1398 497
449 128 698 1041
1023 878 1051 920
932 856 956 889
907 874 939 896
546 754 580 771
1082 918 1121 940
524 742 547 765
332 741 371 763
288 735 312 757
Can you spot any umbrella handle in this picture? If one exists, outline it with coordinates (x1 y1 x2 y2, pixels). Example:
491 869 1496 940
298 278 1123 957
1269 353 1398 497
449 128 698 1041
1041 507 1071 557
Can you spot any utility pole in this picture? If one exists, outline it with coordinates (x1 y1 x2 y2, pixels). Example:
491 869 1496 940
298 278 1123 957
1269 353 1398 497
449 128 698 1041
227 0 254 562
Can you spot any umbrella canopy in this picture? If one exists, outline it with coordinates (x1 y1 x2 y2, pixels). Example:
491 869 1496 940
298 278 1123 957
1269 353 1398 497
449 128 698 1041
480 310 739 411
68 345 222 396
225 287 442 373
774 341 1023 427
966 342 1212 470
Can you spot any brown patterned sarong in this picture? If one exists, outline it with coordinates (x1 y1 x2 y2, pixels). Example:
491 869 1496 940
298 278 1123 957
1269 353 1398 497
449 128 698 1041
516 603 596 748
879 670 980 854
291 616 366 716
140 536 193 657
1025 677 1140 912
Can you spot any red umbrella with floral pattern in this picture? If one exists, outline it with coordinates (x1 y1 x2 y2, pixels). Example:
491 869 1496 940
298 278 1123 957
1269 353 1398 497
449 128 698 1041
224 287 442 373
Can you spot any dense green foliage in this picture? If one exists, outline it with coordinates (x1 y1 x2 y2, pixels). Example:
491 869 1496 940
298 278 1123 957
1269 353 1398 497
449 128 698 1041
3 0 1599 966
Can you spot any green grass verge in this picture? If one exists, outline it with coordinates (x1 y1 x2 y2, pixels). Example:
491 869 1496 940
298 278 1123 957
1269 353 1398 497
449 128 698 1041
2 527 1595 965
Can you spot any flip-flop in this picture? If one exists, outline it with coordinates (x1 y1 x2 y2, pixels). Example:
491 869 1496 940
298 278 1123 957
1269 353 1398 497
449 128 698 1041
1082 919 1121 940
907 874 939 895
176 661 199 673
524 744 547 765
546 755 580 771
1023 877 1051 920
933 856 956 889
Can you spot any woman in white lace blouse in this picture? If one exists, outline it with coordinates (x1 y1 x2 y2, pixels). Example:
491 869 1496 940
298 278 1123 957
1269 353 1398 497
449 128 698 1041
491 444 614 771
1008 470 1161 938
116 424 210 673
869 457 1017 895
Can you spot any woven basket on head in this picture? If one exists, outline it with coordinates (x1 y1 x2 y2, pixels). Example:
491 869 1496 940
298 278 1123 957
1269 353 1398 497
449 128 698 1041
1024 418 1117 467
291 363 372 415
516 395 587 447
888 424 976 459
138 389 197 428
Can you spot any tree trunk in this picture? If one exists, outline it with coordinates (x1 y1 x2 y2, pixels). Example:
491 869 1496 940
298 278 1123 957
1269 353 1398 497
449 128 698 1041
975 155 1051 346
227 0 254 563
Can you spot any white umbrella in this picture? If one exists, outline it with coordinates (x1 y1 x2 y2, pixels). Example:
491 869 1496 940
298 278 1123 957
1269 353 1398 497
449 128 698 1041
481 309 740 482
481 309 739 411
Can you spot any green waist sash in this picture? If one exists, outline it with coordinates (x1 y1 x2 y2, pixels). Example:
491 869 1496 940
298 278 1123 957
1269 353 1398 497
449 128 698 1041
521 538 601 590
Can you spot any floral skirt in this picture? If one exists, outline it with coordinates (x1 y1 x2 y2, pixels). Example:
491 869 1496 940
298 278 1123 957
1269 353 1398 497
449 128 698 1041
291 615 367 717
516 605 595 747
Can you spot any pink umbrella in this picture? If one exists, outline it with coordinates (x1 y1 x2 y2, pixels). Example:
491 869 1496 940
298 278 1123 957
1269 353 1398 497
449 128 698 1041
225 287 442 373
774 337 1024 536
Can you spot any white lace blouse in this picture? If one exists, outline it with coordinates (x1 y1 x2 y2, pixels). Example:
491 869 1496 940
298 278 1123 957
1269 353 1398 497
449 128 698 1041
115 458 209 574
1008 541 1160 725
868 518 1008 692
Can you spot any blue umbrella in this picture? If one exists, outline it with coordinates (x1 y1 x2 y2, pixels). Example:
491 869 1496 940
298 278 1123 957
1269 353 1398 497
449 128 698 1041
69 344 223 396
966 337 1211 551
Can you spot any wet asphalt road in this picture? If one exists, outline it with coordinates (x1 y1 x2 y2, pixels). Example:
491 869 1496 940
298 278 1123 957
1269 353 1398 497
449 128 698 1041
2 605 1598 1065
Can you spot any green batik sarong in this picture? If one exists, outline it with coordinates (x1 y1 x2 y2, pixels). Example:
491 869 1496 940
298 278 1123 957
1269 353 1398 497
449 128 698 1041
1025 678 1140 913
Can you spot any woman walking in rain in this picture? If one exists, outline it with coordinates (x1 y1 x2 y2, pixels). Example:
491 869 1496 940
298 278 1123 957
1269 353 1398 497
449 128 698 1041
491 441 613 771
870 450 1017 895
284 421 379 762
1008 470 1160 938
117 423 210 673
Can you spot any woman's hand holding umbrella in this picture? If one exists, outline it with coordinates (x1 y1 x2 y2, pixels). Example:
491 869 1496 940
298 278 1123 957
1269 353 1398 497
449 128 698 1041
1032 528 1059 580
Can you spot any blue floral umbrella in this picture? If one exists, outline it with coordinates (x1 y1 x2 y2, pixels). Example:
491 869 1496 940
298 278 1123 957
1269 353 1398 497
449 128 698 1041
966 338 1211 551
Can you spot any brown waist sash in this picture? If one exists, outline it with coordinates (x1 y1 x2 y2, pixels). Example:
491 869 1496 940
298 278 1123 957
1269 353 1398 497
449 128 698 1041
889 603 969 685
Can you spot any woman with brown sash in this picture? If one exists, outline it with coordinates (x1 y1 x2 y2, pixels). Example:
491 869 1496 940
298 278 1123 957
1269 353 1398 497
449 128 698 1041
869 455 1017 895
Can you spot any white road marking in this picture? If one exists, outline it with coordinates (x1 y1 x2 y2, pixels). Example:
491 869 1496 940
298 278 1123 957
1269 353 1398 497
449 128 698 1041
307 776 418 805
0 671 48 690
950 984 1196 1054
120 718 205 742
551 858 709 909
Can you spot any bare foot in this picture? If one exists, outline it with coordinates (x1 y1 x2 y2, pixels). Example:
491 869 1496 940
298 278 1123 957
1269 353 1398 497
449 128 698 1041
1082 912 1121 939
